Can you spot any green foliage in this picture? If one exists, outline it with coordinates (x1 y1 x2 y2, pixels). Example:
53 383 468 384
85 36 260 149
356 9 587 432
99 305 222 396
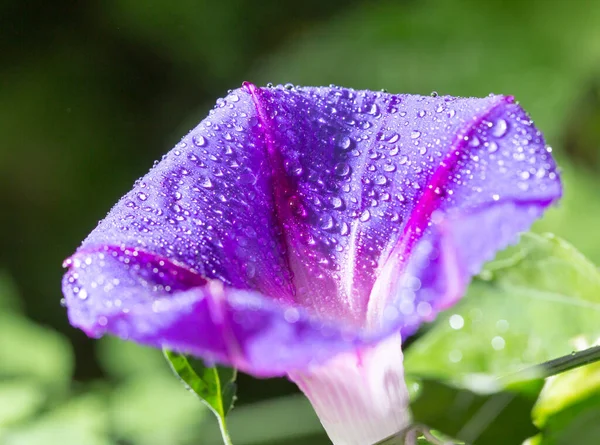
410 379 541 445
404 233 600 390
403 233 600 443
532 358 600 444
164 350 237 444
3 0 600 443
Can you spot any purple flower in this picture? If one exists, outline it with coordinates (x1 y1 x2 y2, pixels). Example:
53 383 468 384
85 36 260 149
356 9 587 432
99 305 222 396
62 83 561 444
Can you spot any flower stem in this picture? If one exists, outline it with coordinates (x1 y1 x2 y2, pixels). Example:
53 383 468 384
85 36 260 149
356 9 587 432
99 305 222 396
504 345 600 385
217 417 233 445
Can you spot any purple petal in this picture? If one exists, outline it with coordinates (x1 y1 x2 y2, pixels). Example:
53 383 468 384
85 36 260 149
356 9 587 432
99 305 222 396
62 84 561 376
246 85 560 327
79 89 295 303
63 246 363 376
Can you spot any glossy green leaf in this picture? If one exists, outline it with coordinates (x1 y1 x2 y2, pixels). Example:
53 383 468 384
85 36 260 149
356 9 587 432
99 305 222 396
410 379 542 445
164 349 237 445
531 356 600 445
404 233 600 393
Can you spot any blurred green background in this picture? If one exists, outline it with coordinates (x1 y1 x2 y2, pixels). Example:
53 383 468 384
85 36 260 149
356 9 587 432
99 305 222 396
2 0 600 443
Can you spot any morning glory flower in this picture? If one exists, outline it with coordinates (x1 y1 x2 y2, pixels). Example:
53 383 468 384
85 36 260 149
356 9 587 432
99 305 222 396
62 83 561 445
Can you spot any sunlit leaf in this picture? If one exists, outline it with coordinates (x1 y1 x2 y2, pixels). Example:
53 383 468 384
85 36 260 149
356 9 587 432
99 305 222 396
532 353 600 445
404 233 600 393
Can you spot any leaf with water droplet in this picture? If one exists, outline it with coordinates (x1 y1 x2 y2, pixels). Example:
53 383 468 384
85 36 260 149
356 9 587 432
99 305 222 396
404 233 600 395
164 349 237 445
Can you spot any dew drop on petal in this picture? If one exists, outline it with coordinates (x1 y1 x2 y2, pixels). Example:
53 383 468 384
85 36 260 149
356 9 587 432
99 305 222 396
491 118 508 138
193 135 207 147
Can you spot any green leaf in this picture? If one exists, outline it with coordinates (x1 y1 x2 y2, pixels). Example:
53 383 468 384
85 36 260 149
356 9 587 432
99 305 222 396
532 355 600 445
410 379 542 445
164 349 237 445
404 233 600 393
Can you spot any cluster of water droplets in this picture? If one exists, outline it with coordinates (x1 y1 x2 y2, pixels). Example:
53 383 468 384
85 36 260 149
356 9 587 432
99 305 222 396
255 85 561 327
68 89 298 329
64 83 560 342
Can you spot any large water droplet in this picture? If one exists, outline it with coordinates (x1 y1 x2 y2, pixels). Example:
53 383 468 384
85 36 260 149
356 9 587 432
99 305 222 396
334 162 351 177
339 135 352 150
491 118 508 138
193 135 207 147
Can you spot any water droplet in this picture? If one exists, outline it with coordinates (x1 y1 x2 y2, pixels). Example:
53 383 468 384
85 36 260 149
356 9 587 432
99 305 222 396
360 209 371 222
238 173 256 185
320 214 334 230
492 194 500 201
138 192 148 201
468 135 481 147
491 119 508 138
193 135 206 147
340 222 350 235
331 197 344 209
388 133 399 143
288 196 307 218
487 141 499 153
334 162 351 177
374 175 387 185
411 131 421 139
339 135 352 150
201 178 214 189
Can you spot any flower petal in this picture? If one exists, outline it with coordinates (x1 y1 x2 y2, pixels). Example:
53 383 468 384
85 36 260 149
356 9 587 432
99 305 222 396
63 84 561 377
246 85 561 328
79 89 295 303
290 331 410 445
63 246 363 376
